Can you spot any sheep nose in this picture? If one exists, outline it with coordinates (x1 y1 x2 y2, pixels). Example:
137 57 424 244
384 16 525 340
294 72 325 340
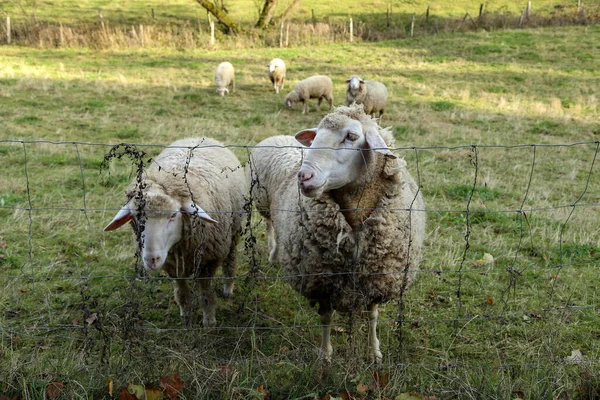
298 170 314 183
145 255 162 268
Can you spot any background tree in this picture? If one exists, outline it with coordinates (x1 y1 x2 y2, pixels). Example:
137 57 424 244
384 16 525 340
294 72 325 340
196 0 301 33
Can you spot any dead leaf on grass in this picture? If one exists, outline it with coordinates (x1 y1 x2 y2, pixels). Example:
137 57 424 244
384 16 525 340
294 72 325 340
159 372 184 400
85 313 98 325
356 382 369 395
46 381 64 399
107 379 113 397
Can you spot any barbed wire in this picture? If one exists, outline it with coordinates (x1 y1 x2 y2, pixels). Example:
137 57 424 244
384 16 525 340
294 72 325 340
1 137 599 385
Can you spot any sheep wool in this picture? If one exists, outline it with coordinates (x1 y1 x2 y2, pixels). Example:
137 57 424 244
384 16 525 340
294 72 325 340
215 62 235 96
106 137 246 326
267 58 286 94
248 104 425 360
283 75 334 114
345 75 388 117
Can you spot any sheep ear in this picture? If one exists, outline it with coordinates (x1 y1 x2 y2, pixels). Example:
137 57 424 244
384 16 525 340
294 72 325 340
345 79 350 83
364 123 396 158
360 79 365 84
104 206 133 231
295 128 317 147
182 203 218 224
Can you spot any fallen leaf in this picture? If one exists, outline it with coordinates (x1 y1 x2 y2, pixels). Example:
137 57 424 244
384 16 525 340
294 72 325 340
356 382 369 395
145 388 163 400
124 384 145 400
257 385 265 393
85 313 98 325
159 373 184 400
339 392 353 400
46 381 64 399
372 369 389 390
514 391 525 399
486 296 494 305
107 379 113 397
395 393 423 400
117 386 136 400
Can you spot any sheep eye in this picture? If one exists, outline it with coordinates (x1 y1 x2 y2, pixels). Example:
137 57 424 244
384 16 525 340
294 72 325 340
346 132 359 142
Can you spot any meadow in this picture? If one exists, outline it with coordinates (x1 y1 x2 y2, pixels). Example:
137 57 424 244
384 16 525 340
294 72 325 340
1 17 600 400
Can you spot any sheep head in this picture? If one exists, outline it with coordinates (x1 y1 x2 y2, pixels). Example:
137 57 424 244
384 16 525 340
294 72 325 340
345 75 365 94
104 186 217 271
295 104 396 198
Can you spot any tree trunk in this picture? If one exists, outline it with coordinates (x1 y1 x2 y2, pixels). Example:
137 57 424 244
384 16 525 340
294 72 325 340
275 0 301 24
256 0 279 28
195 0 241 33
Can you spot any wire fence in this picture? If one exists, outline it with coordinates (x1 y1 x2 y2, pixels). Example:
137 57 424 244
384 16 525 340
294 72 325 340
1 138 599 396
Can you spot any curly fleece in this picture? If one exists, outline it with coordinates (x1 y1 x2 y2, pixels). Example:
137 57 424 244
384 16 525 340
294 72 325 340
250 104 426 313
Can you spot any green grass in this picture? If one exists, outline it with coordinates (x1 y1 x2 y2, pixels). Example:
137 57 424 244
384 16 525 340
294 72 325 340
1 25 600 399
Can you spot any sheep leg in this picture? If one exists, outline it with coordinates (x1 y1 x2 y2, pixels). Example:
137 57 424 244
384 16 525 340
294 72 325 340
222 241 237 298
326 95 333 111
318 305 333 360
317 97 323 110
197 262 218 327
174 279 191 323
266 218 277 263
302 100 308 114
368 303 383 363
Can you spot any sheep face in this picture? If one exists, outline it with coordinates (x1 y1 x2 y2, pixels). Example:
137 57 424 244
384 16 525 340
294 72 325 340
216 88 229 96
104 191 217 271
295 115 396 198
346 76 364 95
268 64 277 73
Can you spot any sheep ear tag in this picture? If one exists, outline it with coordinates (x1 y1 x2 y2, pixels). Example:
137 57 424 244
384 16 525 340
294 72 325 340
295 128 317 147
365 127 397 159
182 203 218 224
104 207 133 231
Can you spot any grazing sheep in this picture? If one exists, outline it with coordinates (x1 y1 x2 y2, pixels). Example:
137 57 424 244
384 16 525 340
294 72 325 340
283 75 334 114
345 75 388 117
267 58 286 94
215 62 235 96
248 104 426 361
104 138 247 327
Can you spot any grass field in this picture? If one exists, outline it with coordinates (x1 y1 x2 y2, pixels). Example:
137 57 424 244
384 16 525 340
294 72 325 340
1 22 600 399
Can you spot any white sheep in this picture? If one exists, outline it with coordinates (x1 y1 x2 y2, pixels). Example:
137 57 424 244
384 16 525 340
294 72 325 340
283 75 333 114
345 75 388 117
248 104 426 361
267 58 286 94
215 62 235 96
104 137 247 327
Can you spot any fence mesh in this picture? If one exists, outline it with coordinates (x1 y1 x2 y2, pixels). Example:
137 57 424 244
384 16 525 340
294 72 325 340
1 138 599 397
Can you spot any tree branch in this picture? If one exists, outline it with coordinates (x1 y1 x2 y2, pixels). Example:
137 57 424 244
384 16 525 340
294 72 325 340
195 0 241 33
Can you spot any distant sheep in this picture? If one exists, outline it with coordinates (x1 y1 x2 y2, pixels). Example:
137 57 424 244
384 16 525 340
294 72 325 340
267 58 286 94
248 104 426 361
345 75 388 117
215 62 235 96
283 75 333 114
104 138 247 327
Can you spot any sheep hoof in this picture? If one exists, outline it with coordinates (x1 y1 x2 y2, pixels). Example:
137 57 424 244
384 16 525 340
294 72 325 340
222 282 234 298
203 316 217 328
371 350 383 364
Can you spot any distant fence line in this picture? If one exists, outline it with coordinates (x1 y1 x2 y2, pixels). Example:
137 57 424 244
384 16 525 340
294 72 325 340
1 2 599 48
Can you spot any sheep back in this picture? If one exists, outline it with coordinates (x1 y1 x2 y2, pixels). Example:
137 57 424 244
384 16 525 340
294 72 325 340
214 62 235 93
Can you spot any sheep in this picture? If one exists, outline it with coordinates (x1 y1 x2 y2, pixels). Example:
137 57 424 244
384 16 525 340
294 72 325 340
345 75 388 117
104 137 247 327
283 75 334 114
247 103 426 361
215 62 235 96
267 58 286 94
